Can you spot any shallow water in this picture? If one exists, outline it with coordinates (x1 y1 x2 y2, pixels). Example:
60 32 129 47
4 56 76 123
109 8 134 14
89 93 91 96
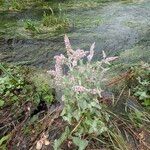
0 0 150 68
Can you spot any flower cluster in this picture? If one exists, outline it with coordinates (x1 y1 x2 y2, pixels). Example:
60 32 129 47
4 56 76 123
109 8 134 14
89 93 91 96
47 34 118 93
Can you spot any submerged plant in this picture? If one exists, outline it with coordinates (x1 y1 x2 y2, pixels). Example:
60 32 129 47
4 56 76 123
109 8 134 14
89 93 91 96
24 19 39 33
42 11 70 32
48 35 119 149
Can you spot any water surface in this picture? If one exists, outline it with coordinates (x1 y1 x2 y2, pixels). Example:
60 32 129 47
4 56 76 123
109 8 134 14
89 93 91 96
0 0 150 68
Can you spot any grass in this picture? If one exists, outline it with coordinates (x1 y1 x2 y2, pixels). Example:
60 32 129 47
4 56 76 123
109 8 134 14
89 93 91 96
0 0 26 11
0 0 43 11
42 11 70 33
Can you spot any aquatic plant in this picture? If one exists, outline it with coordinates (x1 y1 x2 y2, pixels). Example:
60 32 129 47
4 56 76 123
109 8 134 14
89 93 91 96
42 11 70 32
24 19 39 33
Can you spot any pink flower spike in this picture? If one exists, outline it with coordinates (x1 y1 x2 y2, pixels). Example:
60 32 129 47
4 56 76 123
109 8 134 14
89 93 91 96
72 60 77 67
73 86 86 93
54 54 65 65
87 42 95 62
71 49 89 62
64 34 74 55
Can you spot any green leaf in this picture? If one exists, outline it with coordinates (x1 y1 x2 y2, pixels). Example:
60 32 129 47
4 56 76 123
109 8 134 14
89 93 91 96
89 119 97 133
0 135 10 146
0 99 4 107
78 100 88 110
0 63 18 82
72 137 88 150
143 99 150 106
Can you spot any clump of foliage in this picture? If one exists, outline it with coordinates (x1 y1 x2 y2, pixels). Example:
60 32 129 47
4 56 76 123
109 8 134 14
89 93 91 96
47 35 150 150
42 11 70 33
22 6 70 35
0 63 55 149
132 63 150 108
48 35 123 149
0 63 53 108
0 0 27 11
10 0 26 10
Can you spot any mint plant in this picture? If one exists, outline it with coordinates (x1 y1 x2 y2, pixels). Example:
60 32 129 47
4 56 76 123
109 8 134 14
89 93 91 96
48 35 118 149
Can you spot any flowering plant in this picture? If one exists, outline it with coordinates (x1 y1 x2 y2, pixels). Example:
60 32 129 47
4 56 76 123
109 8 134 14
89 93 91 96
48 35 118 149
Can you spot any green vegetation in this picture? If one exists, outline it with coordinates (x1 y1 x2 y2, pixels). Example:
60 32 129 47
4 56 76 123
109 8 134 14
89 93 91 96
132 64 150 107
0 63 55 149
22 5 70 36
24 19 39 33
0 0 125 39
47 36 150 150
0 0 150 149
0 0 27 11
0 63 54 108
42 11 70 32
0 0 71 37
0 39 150 149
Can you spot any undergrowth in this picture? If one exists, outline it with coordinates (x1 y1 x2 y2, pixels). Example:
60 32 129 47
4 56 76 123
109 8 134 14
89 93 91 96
0 63 54 108
132 63 150 108
0 63 54 149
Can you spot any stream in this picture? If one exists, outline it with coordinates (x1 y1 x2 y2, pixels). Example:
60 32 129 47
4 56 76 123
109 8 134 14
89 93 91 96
0 0 150 69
